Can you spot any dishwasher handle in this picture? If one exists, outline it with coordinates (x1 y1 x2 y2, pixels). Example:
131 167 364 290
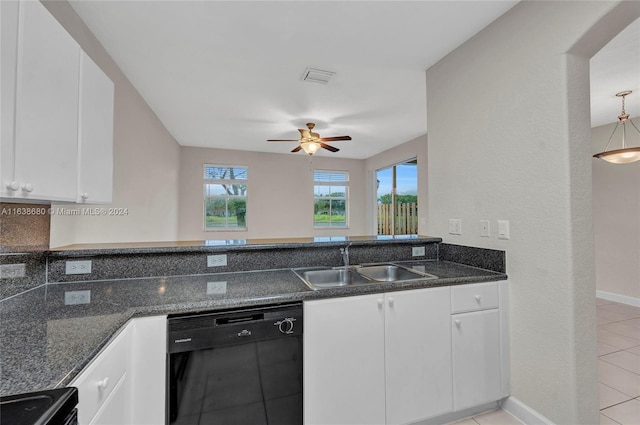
215 313 263 326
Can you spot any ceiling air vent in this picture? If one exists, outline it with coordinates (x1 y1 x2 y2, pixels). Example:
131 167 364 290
302 68 335 84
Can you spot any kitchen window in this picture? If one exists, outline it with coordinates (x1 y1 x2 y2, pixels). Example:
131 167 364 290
204 165 247 230
314 170 348 228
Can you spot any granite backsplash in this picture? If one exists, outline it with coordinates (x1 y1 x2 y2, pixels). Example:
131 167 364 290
0 239 505 301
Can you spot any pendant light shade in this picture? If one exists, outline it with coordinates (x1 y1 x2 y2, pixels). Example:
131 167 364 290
593 90 640 164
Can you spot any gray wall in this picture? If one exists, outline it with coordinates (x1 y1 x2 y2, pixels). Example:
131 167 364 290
425 1 639 423
43 1 181 248
592 119 640 302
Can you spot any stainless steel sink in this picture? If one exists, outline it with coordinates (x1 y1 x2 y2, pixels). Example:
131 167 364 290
294 267 372 289
293 263 437 290
357 265 436 282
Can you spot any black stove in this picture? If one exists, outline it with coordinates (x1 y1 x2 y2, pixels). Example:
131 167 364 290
0 387 78 425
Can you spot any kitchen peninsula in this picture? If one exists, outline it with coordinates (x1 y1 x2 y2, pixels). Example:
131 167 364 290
0 236 508 425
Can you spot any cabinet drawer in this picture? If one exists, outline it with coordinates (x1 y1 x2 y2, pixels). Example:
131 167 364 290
451 282 498 313
71 323 131 424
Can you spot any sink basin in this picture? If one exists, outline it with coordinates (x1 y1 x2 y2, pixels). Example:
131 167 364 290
296 268 372 289
357 265 437 282
294 263 438 290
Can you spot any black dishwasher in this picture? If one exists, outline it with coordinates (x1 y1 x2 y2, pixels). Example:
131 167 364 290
167 303 303 425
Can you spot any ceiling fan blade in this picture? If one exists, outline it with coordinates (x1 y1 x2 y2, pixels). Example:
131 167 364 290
291 146 302 153
319 142 339 153
267 139 300 142
320 136 352 142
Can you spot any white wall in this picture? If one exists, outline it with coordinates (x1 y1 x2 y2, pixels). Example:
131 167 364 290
178 147 367 240
425 1 639 423
592 119 640 301
44 1 181 247
365 134 428 235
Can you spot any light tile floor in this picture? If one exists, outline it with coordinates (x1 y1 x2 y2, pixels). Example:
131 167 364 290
451 299 640 425
451 408 524 425
597 298 640 425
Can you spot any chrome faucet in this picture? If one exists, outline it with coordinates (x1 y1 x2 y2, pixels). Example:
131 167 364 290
340 243 352 268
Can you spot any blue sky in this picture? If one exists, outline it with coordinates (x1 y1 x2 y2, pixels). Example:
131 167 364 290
376 163 417 197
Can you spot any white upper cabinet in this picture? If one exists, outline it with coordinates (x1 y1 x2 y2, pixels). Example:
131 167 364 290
1 0 114 203
1 1 20 198
78 51 114 204
12 0 80 202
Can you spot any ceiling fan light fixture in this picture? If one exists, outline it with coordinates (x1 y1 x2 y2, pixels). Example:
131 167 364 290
593 90 640 164
301 141 320 155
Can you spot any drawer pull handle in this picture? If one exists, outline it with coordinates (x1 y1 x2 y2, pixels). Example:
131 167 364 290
97 377 109 390
475 295 482 303
377 299 383 308
454 320 461 328
388 297 395 307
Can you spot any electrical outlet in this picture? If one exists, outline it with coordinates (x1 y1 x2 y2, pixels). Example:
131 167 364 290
207 255 228 267
65 260 92 275
207 281 227 295
0 264 26 279
412 246 426 257
64 290 91 305
448 219 462 235
480 220 490 237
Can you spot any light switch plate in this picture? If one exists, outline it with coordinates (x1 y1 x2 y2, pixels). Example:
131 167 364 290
448 219 462 235
498 220 510 240
65 260 92 275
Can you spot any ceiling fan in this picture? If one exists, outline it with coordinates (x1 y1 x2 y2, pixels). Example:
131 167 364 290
267 123 351 155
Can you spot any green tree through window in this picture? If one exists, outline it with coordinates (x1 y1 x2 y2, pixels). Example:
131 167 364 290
204 165 247 230
314 170 349 227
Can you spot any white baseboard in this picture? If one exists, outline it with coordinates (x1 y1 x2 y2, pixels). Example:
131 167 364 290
596 290 640 307
501 396 554 425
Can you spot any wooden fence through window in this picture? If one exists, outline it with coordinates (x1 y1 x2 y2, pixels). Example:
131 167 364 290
377 203 418 235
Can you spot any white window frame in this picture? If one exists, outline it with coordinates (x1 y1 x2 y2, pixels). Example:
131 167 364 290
314 170 349 229
203 164 248 231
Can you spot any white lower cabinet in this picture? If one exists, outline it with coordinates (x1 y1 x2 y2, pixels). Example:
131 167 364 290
304 287 452 425
90 373 129 425
452 309 501 411
304 293 386 425
71 315 166 425
451 282 509 412
71 321 131 425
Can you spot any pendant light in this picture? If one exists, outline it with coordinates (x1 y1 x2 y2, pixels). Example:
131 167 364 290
593 90 640 164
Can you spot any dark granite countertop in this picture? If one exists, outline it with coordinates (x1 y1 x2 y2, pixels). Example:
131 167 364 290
0 260 505 397
48 235 442 256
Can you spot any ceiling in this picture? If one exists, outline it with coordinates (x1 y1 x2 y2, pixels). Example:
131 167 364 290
68 1 638 159
590 17 640 129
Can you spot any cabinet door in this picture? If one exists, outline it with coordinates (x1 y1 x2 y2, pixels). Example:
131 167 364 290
304 294 386 425
1 1 19 197
385 287 452 424
130 316 166 425
78 51 114 204
452 309 502 411
90 373 129 425
72 322 132 425
13 0 79 201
